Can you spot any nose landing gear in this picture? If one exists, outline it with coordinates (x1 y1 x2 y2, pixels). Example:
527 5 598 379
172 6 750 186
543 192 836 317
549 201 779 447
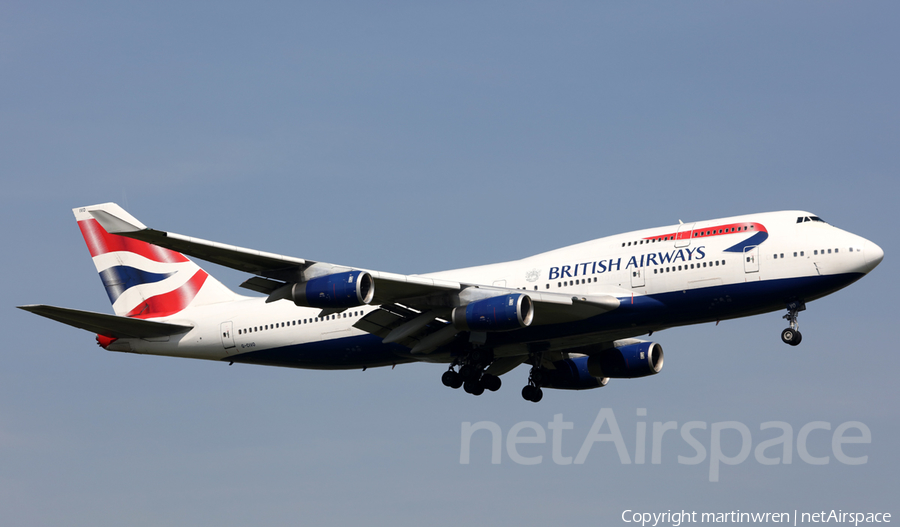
781 301 805 346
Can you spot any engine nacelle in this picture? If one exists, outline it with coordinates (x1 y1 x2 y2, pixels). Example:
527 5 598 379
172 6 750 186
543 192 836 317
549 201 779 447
540 357 610 390
292 271 374 308
587 342 664 379
451 294 534 332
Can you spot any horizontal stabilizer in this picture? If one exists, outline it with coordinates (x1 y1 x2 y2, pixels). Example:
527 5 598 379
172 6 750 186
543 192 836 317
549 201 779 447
17 304 193 338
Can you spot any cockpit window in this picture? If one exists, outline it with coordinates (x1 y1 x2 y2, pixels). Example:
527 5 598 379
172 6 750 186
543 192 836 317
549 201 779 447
797 216 828 224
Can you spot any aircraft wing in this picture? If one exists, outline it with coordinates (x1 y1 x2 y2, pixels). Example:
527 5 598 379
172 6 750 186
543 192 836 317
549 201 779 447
87 203 620 351
87 205 463 302
17 304 193 338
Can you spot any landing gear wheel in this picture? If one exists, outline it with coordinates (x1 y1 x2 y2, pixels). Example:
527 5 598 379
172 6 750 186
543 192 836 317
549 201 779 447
522 385 534 401
464 380 485 396
442 370 462 389
781 328 802 346
521 385 543 402
481 373 501 392
781 301 806 346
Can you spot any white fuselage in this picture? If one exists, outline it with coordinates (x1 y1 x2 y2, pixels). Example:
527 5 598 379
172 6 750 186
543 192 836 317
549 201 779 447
109 211 882 368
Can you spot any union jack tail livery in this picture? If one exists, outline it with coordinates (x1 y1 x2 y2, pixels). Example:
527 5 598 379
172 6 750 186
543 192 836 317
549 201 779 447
74 204 236 319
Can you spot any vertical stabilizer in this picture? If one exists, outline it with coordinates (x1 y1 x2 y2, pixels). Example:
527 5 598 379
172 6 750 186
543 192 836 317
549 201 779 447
73 203 237 318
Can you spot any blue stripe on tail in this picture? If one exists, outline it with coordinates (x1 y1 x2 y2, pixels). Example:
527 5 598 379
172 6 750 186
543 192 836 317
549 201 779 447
99 266 174 303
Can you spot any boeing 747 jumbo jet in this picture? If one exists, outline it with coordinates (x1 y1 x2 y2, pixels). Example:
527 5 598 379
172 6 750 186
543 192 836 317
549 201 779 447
20 204 883 402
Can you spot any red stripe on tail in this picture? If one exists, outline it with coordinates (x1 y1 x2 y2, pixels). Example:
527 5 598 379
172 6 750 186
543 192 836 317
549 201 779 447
126 269 208 319
78 219 189 263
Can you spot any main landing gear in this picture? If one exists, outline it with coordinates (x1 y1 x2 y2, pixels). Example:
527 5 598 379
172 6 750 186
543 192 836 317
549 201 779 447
441 351 501 396
781 301 806 346
521 351 545 403
521 365 544 403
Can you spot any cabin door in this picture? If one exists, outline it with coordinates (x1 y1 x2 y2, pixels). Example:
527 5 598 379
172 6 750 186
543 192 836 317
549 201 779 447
220 321 235 350
743 246 759 273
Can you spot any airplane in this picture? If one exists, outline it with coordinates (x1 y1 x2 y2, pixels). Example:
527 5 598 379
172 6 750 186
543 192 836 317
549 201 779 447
19 204 884 402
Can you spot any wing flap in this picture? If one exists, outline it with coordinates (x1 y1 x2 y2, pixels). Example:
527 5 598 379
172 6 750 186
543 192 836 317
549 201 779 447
18 305 193 339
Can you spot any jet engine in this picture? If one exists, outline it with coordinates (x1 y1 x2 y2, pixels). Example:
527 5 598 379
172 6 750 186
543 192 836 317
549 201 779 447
451 293 534 332
587 341 664 379
540 342 664 390
292 271 374 308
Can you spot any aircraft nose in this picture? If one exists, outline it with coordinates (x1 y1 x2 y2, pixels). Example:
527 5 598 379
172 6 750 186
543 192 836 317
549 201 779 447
863 239 884 272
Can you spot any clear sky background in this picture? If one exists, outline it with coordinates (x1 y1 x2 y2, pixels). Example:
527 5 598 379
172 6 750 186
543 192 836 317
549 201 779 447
2 2 898 525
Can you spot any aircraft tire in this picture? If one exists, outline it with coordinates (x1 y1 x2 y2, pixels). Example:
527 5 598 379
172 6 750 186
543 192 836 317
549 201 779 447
522 385 542 402
482 373 501 392
781 328 802 346
464 380 484 396
442 370 462 389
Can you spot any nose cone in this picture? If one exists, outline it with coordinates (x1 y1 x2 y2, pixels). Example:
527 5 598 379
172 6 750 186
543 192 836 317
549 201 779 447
863 240 884 272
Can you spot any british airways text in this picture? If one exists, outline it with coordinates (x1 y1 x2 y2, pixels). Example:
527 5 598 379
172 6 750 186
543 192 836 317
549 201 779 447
548 246 707 280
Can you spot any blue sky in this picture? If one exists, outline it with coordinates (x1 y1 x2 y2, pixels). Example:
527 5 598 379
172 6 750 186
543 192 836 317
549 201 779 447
2 2 898 525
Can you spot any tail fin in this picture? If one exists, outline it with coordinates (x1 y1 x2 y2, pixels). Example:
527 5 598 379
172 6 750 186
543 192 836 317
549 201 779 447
74 203 237 319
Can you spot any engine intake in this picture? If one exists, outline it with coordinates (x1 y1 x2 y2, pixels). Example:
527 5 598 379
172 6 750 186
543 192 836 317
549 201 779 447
292 271 374 308
451 294 533 332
